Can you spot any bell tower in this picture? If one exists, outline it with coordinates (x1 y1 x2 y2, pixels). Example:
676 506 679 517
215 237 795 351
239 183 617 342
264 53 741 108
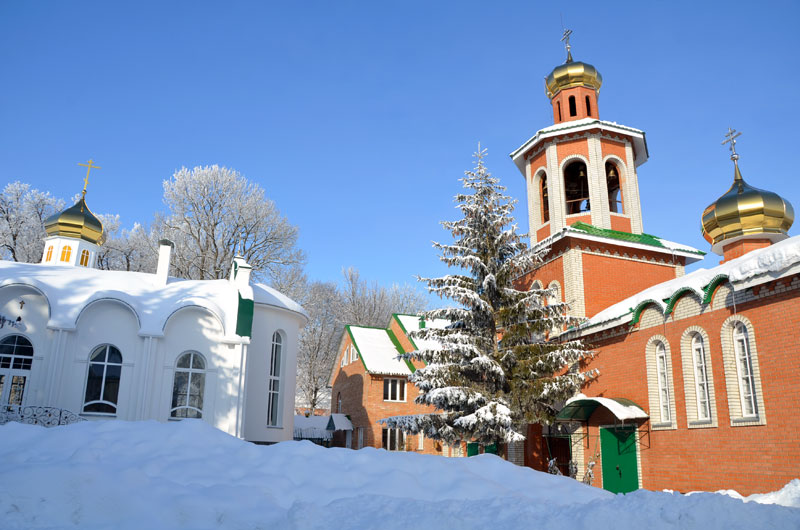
511 32 703 319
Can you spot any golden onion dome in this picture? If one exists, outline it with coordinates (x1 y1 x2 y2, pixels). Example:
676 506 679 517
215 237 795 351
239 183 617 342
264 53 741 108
701 161 794 253
545 51 603 99
44 195 105 245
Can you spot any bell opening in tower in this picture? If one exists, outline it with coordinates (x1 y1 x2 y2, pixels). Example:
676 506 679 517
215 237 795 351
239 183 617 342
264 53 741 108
540 174 550 223
606 162 623 214
568 96 577 117
564 161 590 215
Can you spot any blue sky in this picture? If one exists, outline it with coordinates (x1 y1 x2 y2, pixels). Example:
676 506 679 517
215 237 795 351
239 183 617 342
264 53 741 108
2 1 799 297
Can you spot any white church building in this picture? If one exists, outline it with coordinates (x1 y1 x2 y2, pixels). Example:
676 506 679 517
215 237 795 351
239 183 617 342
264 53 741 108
0 187 306 443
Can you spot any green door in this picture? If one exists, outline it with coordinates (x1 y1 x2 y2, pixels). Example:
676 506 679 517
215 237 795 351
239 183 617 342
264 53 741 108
484 443 497 455
466 442 479 456
600 427 638 493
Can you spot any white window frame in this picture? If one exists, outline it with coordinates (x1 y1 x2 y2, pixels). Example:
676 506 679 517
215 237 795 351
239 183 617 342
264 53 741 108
357 426 364 449
382 427 405 451
350 344 358 362
691 335 711 421
655 342 671 422
170 351 206 419
341 348 347 367
418 431 424 451
383 377 406 402
733 323 757 418
266 331 283 427
82 344 123 415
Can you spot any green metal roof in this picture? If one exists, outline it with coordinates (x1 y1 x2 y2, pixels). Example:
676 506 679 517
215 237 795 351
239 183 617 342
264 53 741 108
569 222 705 255
555 397 646 422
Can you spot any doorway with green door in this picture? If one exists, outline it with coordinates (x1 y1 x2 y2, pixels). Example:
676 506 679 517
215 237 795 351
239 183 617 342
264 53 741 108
600 425 639 493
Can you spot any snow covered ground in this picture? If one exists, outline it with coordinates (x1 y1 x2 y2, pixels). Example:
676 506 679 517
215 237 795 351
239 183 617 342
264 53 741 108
1 420 798 529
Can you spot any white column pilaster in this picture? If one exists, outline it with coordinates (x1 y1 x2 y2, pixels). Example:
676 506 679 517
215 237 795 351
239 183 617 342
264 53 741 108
546 144 564 233
587 135 609 228
625 142 644 234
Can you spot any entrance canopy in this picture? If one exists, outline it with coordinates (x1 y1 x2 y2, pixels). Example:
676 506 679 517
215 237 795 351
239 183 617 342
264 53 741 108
556 394 648 423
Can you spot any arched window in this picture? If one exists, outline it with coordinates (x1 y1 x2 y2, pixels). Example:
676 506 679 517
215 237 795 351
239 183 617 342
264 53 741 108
0 335 34 406
79 249 90 267
60 245 72 262
45 246 53 262
83 345 122 414
266 331 282 426
568 95 577 117
585 95 592 117
606 162 623 213
733 323 757 417
171 352 206 419
655 341 671 422
557 101 562 121
540 174 550 223
337 392 342 414
564 161 589 214
691 335 711 420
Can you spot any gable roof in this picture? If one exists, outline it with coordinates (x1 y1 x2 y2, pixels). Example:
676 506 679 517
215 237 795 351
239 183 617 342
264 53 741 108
393 313 450 353
346 325 411 376
568 234 800 337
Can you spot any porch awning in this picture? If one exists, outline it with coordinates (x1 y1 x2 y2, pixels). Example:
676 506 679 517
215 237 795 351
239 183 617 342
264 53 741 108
555 395 649 422
327 413 353 431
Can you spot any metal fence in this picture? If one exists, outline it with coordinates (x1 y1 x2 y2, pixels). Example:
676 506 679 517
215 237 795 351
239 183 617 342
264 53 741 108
0 405 85 427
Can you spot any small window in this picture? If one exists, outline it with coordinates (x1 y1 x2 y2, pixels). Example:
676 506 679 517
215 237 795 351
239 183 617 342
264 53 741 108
691 335 711 420
540 174 550 223
60 245 72 262
337 392 342 414
418 431 424 451
557 101 562 121
266 332 282 426
171 352 206 419
45 246 53 262
341 346 348 367
656 342 671 422
568 95 577 117
79 249 90 267
585 95 592 117
83 345 123 414
350 345 358 362
733 323 757 417
383 378 406 402
382 427 405 451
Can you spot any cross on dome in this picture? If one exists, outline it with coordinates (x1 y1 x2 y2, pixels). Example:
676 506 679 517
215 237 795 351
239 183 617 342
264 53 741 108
77 159 101 197
561 28 573 62
722 127 742 162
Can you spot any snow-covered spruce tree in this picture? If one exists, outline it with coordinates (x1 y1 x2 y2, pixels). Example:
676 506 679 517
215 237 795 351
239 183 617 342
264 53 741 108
384 146 593 446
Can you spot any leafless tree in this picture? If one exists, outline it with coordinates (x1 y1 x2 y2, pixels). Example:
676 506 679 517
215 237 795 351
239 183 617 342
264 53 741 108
0 182 64 263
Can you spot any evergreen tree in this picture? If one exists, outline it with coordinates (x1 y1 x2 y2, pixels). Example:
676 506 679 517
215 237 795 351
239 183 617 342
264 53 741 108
384 146 593 445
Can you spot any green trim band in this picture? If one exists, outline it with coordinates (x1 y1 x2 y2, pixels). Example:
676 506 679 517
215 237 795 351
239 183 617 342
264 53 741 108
702 275 729 304
664 287 702 316
630 299 661 326
386 329 415 374
345 326 370 372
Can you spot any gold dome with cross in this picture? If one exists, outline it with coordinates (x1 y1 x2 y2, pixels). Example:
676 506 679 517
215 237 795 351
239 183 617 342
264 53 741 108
44 160 105 245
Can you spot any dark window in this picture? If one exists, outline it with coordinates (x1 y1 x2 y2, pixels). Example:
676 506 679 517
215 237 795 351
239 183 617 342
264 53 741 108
606 162 622 213
0 335 33 371
382 428 405 451
171 352 206 419
557 101 562 121
83 345 122 414
383 378 405 401
564 161 590 214
568 96 577 117
540 174 550 223
586 96 592 117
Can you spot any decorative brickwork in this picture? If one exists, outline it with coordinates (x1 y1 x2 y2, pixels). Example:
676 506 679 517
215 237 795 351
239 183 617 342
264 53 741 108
678 326 718 429
719 315 766 427
644 335 677 430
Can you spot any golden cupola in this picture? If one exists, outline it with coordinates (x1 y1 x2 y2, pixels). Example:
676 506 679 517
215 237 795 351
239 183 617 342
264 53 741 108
701 131 794 256
544 50 603 99
44 195 105 245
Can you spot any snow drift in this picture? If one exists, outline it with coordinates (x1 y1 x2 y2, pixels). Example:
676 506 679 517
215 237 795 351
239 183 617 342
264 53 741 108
0 420 797 529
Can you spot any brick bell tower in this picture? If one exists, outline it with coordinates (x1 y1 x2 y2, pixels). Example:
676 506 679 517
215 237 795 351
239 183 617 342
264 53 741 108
511 31 704 319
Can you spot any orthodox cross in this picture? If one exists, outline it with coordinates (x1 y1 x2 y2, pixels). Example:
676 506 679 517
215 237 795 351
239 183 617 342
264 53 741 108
78 159 101 197
561 28 573 59
722 128 742 161
18 300 25 310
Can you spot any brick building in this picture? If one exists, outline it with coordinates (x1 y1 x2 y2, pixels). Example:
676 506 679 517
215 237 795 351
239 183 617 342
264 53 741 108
514 39 798 494
330 314 467 456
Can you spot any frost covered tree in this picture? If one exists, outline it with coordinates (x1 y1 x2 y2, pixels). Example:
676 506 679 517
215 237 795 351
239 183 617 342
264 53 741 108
155 165 305 284
295 281 342 412
0 182 64 263
96 216 156 273
340 267 428 327
384 147 593 446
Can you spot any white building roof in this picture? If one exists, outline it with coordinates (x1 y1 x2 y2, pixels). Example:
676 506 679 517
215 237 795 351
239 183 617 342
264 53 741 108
394 314 449 352
571 235 800 336
0 261 306 338
347 325 411 376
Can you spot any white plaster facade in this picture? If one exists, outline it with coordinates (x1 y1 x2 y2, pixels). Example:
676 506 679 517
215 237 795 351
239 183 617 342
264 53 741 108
0 255 306 444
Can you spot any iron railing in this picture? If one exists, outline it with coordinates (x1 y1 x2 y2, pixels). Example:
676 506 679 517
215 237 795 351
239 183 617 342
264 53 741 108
0 405 85 427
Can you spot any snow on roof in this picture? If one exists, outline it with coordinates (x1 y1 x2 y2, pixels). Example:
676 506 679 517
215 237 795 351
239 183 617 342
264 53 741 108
328 413 353 431
394 314 449 352
576 235 800 334
0 261 305 337
348 325 411 376
563 393 649 422
293 414 333 440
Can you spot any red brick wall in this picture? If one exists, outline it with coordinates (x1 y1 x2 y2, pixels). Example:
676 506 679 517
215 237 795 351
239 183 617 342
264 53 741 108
609 215 632 233
721 238 772 263
515 251 565 296
582 252 679 318
551 86 598 123
579 275 800 494
556 137 589 161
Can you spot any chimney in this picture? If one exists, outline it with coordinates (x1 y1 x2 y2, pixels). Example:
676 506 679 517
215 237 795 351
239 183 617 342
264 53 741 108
230 255 252 287
156 239 174 285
